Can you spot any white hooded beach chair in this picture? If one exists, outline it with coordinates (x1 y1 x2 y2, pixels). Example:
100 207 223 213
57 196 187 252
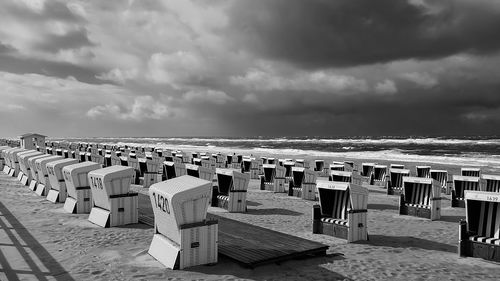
17 150 42 185
163 161 187 181
148 176 217 269
212 168 250 212
313 181 368 242
399 177 441 220
27 154 52 190
458 190 500 263
63 161 102 214
372 165 388 187
461 167 481 177
260 164 286 193
34 155 63 196
7 148 27 177
139 158 161 188
186 164 214 183
46 158 79 203
430 169 449 194
452 175 481 208
289 167 317 200
283 161 295 183
329 163 345 172
481 174 500 193
360 163 375 184
88 166 138 227
387 169 411 195
329 170 352 183
416 166 431 178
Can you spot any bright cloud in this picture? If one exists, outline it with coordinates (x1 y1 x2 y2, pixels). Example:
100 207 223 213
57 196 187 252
401 72 438 88
374 79 398 95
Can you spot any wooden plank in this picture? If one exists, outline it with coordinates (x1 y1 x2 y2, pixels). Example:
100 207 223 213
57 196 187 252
137 194 328 268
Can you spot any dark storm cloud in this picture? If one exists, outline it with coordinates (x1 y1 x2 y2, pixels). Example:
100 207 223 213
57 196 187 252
227 0 500 68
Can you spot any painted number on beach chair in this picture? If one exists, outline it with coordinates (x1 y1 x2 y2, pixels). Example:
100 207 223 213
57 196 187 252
152 192 170 214
90 176 103 190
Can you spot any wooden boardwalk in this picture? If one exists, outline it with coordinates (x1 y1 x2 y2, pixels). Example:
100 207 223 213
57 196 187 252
138 194 328 268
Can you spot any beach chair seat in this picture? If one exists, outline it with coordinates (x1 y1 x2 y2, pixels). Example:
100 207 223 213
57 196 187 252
284 161 295 183
148 176 217 269
480 174 500 193
289 167 317 200
313 181 368 242
212 168 250 212
452 175 480 208
260 164 286 193
88 166 138 227
416 166 431 178
387 169 411 195
458 191 500 262
63 161 102 214
461 167 481 177
46 158 79 203
399 177 441 220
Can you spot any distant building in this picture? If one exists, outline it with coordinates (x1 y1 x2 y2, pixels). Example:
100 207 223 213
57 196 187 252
19 133 46 150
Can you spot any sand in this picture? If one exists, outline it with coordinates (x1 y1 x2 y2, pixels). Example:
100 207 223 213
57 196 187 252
1 155 500 281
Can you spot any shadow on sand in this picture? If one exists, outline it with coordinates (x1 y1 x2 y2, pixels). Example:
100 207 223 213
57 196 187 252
0 201 74 281
360 234 456 253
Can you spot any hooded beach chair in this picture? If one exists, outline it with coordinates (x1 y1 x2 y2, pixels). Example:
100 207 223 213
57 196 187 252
17 150 42 185
481 174 500 193
289 167 317 200
313 180 368 242
148 176 217 269
399 177 441 220
87 166 138 227
452 175 481 208
186 164 214 183
387 169 411 195
63 161 102 214
139 158 161 188
390 164 405 170
329 170 352 182
46 158 79 203
27 154 52 191
7 148 27 177
372 165 388 187
34 155 63 196
260 164 286 192
360 163 375 184
162 161 187 181
283 161 295 183
416 166 431 178
212 168 250 212
461 167 481 177
458 190 500 262
329 163 345 172
430 169 449 194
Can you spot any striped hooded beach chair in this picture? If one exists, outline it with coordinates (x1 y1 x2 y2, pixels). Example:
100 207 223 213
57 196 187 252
387 169 411 195
260 164 286 193
289 167 317 200
212 168 250 212
313 181 368 242
360 163 375 184
458 190 500 262
399 177 441 220
416 166 431 178
480 174 500 193
372 165 388 187
430 169 449 194
461 167 481 177
452 175 481 208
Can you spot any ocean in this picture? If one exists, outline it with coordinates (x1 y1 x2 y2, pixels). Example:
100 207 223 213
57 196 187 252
52 136 500 169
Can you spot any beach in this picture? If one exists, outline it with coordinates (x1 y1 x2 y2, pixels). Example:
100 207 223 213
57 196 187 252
1 149 500 281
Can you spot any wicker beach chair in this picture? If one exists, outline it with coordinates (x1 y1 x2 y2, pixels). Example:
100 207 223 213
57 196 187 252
289 167 317 200
313 180 368 242
399 177 441 220
452 175 481 208
260 164 286 192
212 168 250 212
387 169 411 195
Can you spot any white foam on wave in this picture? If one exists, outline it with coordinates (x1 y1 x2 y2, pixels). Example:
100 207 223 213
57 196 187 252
107 141 500 168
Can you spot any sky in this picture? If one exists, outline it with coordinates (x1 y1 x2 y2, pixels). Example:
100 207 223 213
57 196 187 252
1 0 500 138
